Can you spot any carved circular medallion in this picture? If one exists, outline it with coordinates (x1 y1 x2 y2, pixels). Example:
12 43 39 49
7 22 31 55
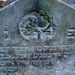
19 10 58 41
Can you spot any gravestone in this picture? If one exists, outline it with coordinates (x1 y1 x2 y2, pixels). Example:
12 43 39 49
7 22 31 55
0 0 75 75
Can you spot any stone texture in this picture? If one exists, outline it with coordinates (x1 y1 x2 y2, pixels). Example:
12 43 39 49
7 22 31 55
16 55 75 75
0 0 75 75
16 65 55 75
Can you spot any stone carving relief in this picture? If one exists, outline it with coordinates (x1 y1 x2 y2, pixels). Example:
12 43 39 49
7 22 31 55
19 10 58 41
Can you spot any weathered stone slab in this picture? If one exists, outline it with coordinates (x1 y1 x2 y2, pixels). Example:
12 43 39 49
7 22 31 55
0 0 75 75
